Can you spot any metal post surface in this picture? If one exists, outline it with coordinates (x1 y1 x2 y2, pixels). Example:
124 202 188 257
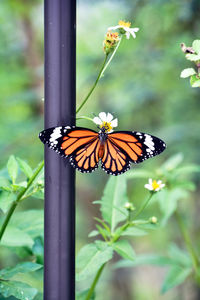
44 0 76 299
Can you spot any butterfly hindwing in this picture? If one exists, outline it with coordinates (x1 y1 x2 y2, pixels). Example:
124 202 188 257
108 131 166 164
101 138 131 175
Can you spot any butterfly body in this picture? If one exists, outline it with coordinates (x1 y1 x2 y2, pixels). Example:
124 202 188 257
39 126 166 176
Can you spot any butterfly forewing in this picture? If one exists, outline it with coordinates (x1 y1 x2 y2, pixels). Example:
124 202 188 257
108 131 166 164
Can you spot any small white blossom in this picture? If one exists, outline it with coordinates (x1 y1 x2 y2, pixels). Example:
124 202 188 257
93 112 118 133
144 178 165 192
108 20 139 40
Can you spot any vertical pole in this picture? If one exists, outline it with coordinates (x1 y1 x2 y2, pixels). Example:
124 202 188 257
44 1 76 299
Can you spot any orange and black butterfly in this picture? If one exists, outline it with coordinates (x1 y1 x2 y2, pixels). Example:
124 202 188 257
39 125 166 176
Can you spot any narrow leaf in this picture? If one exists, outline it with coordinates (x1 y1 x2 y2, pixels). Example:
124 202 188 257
0 262 42 280
17 158 33 179
161 266 192 293
121 227 147 237
7 155 18 184
112 240 135 261
114 254 174 269
88 230 99 238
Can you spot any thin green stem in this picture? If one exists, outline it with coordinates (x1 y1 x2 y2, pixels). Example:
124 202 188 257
76 37 122 115
76 54 108 115
133 193 154 220
76 116 94 122
175 210 199 273
0 160 44 241
85 263 106 300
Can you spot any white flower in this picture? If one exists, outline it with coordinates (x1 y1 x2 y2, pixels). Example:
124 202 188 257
93 112 118 133
144 178 165 192
108 20 139 40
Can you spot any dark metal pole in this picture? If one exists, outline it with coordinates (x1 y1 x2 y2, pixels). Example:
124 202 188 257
44 1 76 299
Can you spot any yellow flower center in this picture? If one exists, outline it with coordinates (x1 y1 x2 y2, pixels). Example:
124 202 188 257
152 180 160 190
100 121 112 133
118 20 131 28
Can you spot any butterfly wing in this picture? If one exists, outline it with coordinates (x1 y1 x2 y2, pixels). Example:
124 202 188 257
39 126 100 172
107 131 166 164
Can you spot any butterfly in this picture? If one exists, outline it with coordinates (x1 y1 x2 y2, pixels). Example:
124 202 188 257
39 125 166 176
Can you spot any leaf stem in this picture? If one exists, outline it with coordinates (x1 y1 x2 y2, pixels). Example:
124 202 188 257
133 193 154 220
0 160 44 241
85 263 106 300
76 54 108 115
174 210 199 273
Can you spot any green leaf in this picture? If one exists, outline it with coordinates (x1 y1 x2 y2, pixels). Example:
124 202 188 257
186 53 200 61
7 155 18 184
180 68 196 78
161 153 183 172
168 244 192 268
76 289 95 300
0 280 38 300
192 40 200 54
88 230 99 238
112 240 135 261
76 241 113 281
0 262 42 280
158 188 188 225
126 170 153 179
161 266 192 293
173 165 200 177
1 227 34 248
100 175 128 233
32 237 44 264
0 191 16 214
17 158 33 179
121 226 147 237
191 79 200 87
10 210 44 238
114 254 174 269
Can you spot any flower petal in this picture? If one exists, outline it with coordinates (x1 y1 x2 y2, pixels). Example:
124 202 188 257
107 25 120 31
106 112 114 122
144 184 153 190
99 112 107 122
149 178 153 185
93 117 102 125
111 118 118 127
125 31 130 39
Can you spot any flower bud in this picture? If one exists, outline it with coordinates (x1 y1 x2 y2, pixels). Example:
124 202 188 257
150 216 158 224
103 31 120 55
124 202 135 211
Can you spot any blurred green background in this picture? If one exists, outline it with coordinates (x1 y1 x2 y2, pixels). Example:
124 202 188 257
1 0 200 299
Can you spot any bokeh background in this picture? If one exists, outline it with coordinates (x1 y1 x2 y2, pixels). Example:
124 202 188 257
1 0 200 299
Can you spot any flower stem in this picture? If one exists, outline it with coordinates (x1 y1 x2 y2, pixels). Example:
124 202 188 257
85 263 106 300
76 54 108 115
76 37 122 115
133 193 154 220
0 160 44 241
174 210 199 273
100 37 122 78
